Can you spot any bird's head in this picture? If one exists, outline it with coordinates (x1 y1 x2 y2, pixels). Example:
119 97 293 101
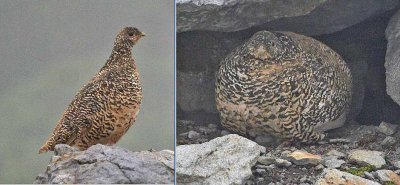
115 27 145 49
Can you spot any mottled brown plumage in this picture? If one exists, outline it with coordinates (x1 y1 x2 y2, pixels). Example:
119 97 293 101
216 31 352 143
39 27 145 154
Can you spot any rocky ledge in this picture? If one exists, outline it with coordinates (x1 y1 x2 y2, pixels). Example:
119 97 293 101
34 144 174 184
177 120 400 184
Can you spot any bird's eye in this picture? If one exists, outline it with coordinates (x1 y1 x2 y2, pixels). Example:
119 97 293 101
128 32 134 36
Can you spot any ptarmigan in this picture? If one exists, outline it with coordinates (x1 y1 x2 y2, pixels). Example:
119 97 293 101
216 31 352 143
39 27 145 153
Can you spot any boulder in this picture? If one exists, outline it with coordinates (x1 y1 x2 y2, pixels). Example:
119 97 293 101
34 144 174 184
386 9 400 107
176 134 265 185
348 150 386 169
316 169 380 185
375 170 400 184
177 0 398 35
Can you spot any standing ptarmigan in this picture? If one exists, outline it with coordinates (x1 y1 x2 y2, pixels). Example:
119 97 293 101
39 27 145 154
216 31 352 143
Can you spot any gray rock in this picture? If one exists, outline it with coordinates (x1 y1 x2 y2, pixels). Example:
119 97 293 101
275 159 292 168
255 168 267 175
177 0 398 35
176 134 265 185
257 155 276 166
323 158 346 169
348 150 386 169
54 144 79 156
394 161 400 169
377 121 398 135
364 172 376 180
220 130 231 136
380 136 397 147
208 124 218 129
386 9 400 107
188 130 201 139
315 164 325 171
34 144 174 184
375 170 400 183
326 149 346 159
328 138 351 144
315 169 380 185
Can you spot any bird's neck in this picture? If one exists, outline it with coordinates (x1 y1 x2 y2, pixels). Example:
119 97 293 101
104 45 135 68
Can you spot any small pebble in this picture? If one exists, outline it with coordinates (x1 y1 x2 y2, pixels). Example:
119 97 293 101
255 164 268 169
187 130 200 139
299 176 308 183
315 164 325 170
363 171 375 180
255 168 267 175
258 155 275 165
178 132 189 137
275 158 292 167
393 161 400 169
220 130 230 136
378 121 398 135
326 149 346 158
329 138 350 143
281 150 291 158
380 136 396 147
207 124 217 129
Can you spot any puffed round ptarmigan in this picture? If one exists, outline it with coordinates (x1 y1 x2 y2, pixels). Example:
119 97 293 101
39 27 145 154
216 31 352 143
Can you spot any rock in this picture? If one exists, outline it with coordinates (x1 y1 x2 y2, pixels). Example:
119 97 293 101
188 130 201 139
380 136 397 147
315 164 325 171
34 144 174 184
349 150 386 169
257 155 276 166
220 130 231 136
328 138 351 144
255 168 267 175
364 172 376 180
177 0 398 35
208 124 218 129
325 149 346 159
386 9 400 107
375 170 400 184
316 169 380 185
377 121 398 135
323 158 346 169
54 144 79 156
275 159 292 168
287 150 322 166
176 134 265 185
394 161 400 169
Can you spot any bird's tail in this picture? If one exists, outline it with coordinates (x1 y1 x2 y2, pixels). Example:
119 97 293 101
38 138 55 154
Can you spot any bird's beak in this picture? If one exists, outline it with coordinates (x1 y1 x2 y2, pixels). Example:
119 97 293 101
141 32 146 37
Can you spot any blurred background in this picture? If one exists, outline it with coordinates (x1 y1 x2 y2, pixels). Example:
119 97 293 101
0 0 174 183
